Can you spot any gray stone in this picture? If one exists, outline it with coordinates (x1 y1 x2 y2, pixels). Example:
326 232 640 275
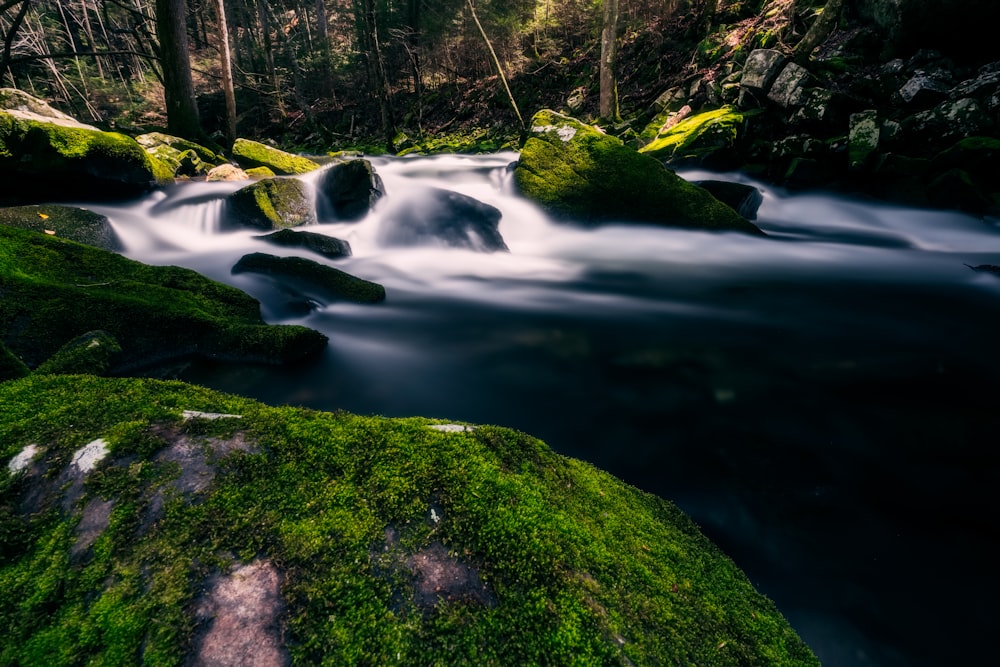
694 181 764 220
316 159 384 222
849 111 880 170
899 75 950 106
377 187 508 253
255 228 352 260
792 89 837 124
741 49 786 92
225 178 315 230
767 62 813 108
652 87 687 113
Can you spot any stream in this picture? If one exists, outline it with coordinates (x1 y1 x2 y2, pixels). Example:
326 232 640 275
87 153 1000 667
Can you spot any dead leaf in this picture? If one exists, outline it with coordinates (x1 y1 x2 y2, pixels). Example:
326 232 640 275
38 212 49 219
44 229 56 235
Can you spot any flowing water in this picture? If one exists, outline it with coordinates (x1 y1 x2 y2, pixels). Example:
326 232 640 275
87 154 1000 667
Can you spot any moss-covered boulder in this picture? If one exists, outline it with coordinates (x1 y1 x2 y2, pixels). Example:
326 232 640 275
0 112 158 203
0 373 818 666
231 138 320 175
0 225 327 371
225 178 315 230
639 106 746 166
255 228 352 259
316 159 384 221
515 110 761 234
0 204 122 250
232 252 386 303
33 330 121 376
135 132 224 179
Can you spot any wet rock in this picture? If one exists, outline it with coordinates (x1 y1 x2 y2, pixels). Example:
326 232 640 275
226 178 315 230
378 187 508 252
232 252 386 303
516 110 760 234
693 181 763 220
0 204 121 250
231 138 320 175
784 158 833 190
640 106 745 168
740 49 786 93
255 228 352 260
315 159 384 221
135 132 224 178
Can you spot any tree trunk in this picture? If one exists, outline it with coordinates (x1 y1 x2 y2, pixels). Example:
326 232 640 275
155 0 201 139
466 0 523 129
358 0 395 151
599 0 619 123
793 0 843 63
215 0 236 142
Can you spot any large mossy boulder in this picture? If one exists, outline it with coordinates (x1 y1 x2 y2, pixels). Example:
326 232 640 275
0 112 159 202
231 138 320 175
316 159 385 221
225 177 315 230
135 132 225 179
515 110 761 234
0 226 327 372
232 252 386 304
639 106 746 166
0 373 819 666
0 204 122 250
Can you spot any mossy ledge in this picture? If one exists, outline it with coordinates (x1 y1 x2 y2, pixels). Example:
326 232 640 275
0 226 327 371
0 374 818 666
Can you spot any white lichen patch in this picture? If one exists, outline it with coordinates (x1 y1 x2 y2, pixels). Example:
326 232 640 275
531 124 577 142
183 410 243 421
427 424 474 433
71 438 109 473
7 444 40 474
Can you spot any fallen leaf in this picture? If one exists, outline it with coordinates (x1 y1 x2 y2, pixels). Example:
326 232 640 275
38 213 49 219
44 229 56 235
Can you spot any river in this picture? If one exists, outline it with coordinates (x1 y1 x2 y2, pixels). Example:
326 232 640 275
88 153 1000 667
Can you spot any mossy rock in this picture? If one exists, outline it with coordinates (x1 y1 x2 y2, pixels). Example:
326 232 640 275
232 252 385 303
0 111 157 203
135 132 226 167
0 225 327 371
0 88 93 128
0 339 28 382
639 106 745 165
515 110 761 234
316 159 384 221
0 204 122 251
33 330 121 376
225 178 315 230
255 228 352 260
231 138 320 175
0 374 819 666
245 166 276 178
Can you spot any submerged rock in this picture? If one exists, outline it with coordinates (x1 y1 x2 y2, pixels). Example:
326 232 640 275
225 178 315 230
232 252 386 303
231 138 320 175
0 204 121 250
316 159 385 221
0 225 327 371
0 373 820 666
378 187 508 252
0 111 158 202
515 110 760 234
694 181 764 220
256 228 352 259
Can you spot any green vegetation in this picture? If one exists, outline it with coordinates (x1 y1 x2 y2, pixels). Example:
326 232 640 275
232 138 321 175
34 330 122 376
0 374 819 666
515 110 761 234
0 340 28 381
0 225 327 370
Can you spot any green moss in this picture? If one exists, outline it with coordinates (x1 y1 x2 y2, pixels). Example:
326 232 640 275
0 374 818 666
245 166 275 178
640 106 745 163
0 339 29 381
226 178 315 230
0 225 327 370
231 138 320 175
515 110 761 234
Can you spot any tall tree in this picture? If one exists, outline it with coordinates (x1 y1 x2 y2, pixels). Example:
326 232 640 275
599 0 619 122
154 0 200 138
356 0 395 150
214 0 235 141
